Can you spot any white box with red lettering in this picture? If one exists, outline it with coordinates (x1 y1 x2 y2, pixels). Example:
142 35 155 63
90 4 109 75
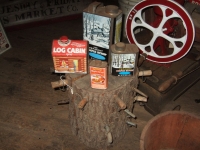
52 36 88 74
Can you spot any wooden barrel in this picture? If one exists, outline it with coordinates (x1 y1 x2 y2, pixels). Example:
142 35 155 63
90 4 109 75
140 111 200 150
67 71 139 149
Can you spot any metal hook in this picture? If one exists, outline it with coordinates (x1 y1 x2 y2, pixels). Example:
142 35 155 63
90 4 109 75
59 75 67 92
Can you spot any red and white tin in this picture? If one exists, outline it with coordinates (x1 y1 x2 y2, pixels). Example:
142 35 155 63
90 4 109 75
52 36 88 74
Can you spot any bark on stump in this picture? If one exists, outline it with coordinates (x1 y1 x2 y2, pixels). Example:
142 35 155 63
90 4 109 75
67 72 139 149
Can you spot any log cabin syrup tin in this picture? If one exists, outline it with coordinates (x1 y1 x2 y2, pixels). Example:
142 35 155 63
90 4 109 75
110 42 139 76
89 60 108 89
52 36 88 74
83 2 123 63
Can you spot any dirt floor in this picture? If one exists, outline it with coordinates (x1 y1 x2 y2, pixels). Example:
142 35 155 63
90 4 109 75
0 17 200 150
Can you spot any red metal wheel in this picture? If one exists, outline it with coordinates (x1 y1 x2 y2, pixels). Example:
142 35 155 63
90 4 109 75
126 0 195 63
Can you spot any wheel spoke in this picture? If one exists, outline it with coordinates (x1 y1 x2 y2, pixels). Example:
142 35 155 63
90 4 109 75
132 9 155 32
161 32 186 52
161 5 181 19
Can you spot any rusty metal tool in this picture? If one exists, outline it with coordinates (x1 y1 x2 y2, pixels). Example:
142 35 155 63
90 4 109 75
158 61 200 92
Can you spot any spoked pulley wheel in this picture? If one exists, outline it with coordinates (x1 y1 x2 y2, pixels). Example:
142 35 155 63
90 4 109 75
126 0 195 63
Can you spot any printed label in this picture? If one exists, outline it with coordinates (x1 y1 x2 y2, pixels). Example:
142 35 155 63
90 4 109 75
83 12 111 62
111 53 136 76
88 45 108 61
0 0 92 27
52 39 87 74
0 21 11 55
53 47 86 54
90 66 107 89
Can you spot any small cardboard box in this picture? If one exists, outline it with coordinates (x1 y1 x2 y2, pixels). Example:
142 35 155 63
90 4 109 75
89 60 108 89
52 36 88 74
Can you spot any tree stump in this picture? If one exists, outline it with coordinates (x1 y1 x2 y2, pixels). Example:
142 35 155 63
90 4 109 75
66 70 139 149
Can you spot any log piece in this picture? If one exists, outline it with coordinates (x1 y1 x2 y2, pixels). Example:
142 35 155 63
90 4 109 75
78 97 88 109
114 95 127 110
134 96 148 102
138 70 152 76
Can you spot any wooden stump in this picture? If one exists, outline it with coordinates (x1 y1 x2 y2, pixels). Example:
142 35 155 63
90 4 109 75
66 71 139 149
